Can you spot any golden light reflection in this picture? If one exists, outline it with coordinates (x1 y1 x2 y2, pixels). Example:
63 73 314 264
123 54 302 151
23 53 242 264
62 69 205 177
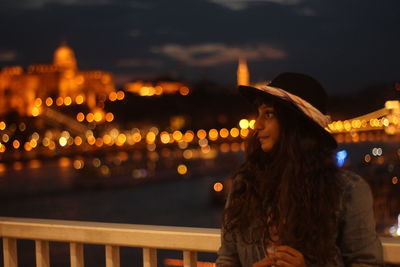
219 128 229 138
0 121 5 130
73 160 84 170
13 140 20 149
28 160 41 169
45 97 53 106
2 134 9 143
32 107 40 117
59 137 68 147
220 143 230 153
0 163 6 172
179 86 190 96
240 128 249 138
59 157 71 167
239 119 249 129
132 132 142 142
74 136 83 146
103 135 112 145
230 128 239 138
209 129 219 141
173 130 183 141
178 141 188 149
56 97 64 106
177 164 188 175
75 94 85 104
13 161 23 171
64 96 72 106
87 136 96 145
77 112 85 122
34 98 42 107
201 145 211 154
146 132 156 143
32 132 40 140
116 133 127 146
86 113 94 122
48 141 56 150
109 92 117 101
249 119 256 129
0 143 6 153
231 142 240 152
183 131 194 142
116 91 125 100
198 138 208 147
105 112 114 122
364 154 371 163
94 111 103 122
183 149 193 159
147 143 156 151
213 182 224 192
197 129 207 139
24 142 32 151
160 132 170 144
30 139 37 148
95 138 104 147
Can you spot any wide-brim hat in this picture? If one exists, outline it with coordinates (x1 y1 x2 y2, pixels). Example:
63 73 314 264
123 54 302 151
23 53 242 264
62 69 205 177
239 72 337 148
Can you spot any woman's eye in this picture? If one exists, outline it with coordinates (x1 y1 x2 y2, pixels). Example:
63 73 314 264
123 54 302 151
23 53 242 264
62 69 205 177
265 111 274 118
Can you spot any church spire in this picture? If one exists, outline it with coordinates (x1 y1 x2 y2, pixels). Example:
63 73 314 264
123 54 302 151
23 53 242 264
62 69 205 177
237 58 250 86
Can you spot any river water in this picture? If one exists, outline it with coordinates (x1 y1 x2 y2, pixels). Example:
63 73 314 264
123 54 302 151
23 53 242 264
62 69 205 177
0 141 399 266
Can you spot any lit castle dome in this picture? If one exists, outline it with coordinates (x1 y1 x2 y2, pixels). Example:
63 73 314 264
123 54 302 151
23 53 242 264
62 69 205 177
53 42 77 70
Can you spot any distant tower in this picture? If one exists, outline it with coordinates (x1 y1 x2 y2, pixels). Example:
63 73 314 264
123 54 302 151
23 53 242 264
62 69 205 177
237 58 250 86
53 42 77 71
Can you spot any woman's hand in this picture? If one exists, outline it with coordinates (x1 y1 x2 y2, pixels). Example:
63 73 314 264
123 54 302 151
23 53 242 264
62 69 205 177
252 245 307 267
273 246 307 267
252 257 277 267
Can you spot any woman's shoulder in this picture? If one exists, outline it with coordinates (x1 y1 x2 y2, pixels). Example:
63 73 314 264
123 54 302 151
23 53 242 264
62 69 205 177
335 169 373 206
336 169 370 189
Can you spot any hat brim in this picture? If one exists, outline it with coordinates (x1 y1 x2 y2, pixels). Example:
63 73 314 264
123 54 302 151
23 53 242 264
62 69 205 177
238 85 337 149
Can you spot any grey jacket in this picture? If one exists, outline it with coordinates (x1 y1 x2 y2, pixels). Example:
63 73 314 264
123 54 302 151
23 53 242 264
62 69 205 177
216 169 384 267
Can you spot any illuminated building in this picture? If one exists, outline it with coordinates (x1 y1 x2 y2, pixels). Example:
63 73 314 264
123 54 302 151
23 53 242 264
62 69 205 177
0 42 116 116
237 58 250 86
125 80 190 96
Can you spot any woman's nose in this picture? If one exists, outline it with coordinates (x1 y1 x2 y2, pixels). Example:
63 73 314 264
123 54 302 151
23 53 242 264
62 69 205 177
254 117 264 131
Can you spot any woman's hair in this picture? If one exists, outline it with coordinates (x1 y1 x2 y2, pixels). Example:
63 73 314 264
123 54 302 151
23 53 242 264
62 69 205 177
222 98 340 265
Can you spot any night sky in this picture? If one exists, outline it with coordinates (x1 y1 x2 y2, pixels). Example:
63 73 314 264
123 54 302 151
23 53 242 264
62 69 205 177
1 0 399 95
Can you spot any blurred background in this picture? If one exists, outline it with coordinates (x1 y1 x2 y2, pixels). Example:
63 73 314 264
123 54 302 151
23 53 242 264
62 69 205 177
0 0 399 266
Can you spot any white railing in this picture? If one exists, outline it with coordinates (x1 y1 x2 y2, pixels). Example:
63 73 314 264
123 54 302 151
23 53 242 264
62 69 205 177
1 216 399 267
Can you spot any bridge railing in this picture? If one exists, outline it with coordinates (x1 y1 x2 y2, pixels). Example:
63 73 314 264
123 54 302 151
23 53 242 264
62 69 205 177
1 216 399 267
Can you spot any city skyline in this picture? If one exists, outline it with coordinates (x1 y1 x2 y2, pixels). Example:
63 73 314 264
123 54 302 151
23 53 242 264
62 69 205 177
1 0 400 95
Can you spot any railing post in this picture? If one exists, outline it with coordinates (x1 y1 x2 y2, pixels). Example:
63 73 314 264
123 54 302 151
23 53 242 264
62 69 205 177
105 245 120 267
143 248 157 267
3 238 18 267
183 251 197 267
35 240 50 267
70 242 84 267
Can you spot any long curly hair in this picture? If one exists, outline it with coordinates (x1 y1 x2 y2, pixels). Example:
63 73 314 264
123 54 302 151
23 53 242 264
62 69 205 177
222 98 340 265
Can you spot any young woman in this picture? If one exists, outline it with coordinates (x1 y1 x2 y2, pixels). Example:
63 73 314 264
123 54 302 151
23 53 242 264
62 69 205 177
216 73 383 267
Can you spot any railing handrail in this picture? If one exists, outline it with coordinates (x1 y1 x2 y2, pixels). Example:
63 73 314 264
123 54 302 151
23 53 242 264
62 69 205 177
0 217 220 252
1 216 400 265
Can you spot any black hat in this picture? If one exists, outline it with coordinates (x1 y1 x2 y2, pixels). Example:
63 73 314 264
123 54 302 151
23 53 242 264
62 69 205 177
239 72 337 148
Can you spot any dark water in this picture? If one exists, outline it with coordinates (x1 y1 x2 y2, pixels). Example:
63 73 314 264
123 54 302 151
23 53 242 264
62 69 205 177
1 141 400 266
0 171 224 266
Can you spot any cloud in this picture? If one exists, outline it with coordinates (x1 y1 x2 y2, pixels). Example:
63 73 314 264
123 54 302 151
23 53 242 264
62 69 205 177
116 58 164 68
151 43 287 66
129 29 141 38
0 50 17 62
2 0 110 9
208 0 301 10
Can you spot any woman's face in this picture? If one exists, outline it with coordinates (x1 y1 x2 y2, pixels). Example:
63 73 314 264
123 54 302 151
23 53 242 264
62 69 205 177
254 103 280 152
